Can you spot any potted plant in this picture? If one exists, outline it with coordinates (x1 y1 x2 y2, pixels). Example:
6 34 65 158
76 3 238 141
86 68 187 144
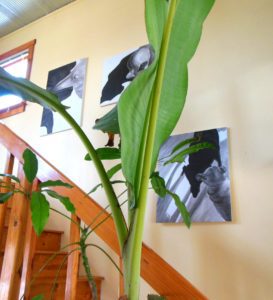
0 0 215 299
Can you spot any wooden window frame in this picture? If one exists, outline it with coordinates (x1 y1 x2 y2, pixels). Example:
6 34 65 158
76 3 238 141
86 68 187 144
0 39 36 119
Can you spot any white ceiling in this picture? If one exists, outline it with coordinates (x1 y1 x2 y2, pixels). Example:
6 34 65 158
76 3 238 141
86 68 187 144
0 0 76 38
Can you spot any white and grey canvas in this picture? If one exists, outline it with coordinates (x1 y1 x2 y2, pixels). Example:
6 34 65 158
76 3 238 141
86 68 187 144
100 44 154 106
156 127 232 223
40 58 88 135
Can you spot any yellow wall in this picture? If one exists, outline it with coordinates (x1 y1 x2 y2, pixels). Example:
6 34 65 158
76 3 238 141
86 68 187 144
1 0 273 299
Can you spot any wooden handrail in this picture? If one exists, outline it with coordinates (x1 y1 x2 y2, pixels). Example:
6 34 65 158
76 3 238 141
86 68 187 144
0 123 207 299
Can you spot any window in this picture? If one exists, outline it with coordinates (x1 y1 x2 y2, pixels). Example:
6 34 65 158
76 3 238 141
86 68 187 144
0 39 36 119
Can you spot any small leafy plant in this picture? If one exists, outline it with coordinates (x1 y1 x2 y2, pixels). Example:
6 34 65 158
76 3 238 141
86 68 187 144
0 0 215 299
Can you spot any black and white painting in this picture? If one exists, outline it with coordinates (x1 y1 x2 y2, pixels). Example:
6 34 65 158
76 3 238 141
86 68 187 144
40 58 88 135
156 128 232 223
100 44 154 106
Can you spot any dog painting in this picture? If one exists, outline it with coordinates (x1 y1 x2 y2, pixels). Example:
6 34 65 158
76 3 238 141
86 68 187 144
100 44 154 106
40 58 88 135
156 127 232 223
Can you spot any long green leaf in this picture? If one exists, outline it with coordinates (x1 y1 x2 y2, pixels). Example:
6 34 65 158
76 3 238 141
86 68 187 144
170 137 199 154
145 0 168 52
0 173 20 183
107 163 122 178
45 190 75 213
164 142 215 165
0 67 67 111
85 147 121 161
118 0 215 192
93 105 120 134
88 180 126 195
23 148 38 183
150 172 167 198
31 192 50 236
166 190 191 228
118 61 157 188
0 192 13 203
39 180 73 189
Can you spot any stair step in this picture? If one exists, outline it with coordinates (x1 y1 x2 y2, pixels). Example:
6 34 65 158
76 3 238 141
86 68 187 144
29 276 104 300
1 227 63 252
32 251 68 279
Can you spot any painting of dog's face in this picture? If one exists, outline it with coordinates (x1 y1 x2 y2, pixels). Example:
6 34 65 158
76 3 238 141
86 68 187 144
156 127 232 223
40 58 88 136
100 45 154 106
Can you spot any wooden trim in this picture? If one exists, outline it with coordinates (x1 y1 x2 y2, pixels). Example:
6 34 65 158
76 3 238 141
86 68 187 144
0 123 207 299
0 39 36 119
0 102 26 120
0 163 31 300
65 214 81 300
0 40 36 62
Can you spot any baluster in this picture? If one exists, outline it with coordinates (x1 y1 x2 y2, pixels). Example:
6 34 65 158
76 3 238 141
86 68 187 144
0 163 32 300
65 214 81 300
0 152 14 245
18 179 39 300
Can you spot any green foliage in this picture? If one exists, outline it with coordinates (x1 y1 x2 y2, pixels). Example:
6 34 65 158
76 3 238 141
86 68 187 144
147 295 166 300
45 190 75 213
118 0 215 200
88 180 125 195
0 191 14 203
39 180 73 189
85 147 121 161
170 137 199 155
93 105 119 134
145 0 168 52
106 163 122 178
0 173 20 183
31 295 44 300
164 142 216 165
150 172 191 228
0 67 67 112
23 148 38 183
167 190 191 228
150 172 167 198
31 192 50 236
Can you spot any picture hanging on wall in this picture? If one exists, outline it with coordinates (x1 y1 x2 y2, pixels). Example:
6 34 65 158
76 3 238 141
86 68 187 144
156 127 232 223
40 58 88 135
100 44 154 106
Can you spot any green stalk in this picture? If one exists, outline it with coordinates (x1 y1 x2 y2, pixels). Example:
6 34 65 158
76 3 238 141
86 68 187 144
55 108 128 249
126 1 178 298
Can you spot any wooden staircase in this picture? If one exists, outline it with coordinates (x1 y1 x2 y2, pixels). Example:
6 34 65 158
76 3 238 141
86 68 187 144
0 123 208 300
0 199 103 299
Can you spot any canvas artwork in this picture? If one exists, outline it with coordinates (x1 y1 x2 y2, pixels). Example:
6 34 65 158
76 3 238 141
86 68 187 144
156 127 232 223
40 58 88 135
100 44 154 106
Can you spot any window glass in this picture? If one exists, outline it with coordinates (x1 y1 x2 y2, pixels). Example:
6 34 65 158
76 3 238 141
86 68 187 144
0 40 36 118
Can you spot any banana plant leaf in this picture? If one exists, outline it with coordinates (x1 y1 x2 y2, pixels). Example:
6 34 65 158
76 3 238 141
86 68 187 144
118 0 215 195
0 67 67 111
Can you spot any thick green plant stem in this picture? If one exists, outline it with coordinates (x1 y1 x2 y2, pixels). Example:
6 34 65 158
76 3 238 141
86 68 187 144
55 109 128 249
126 1 178 299
80 237 98 300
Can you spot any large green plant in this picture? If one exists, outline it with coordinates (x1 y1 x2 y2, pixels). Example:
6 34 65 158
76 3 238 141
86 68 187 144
0 0 215 299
